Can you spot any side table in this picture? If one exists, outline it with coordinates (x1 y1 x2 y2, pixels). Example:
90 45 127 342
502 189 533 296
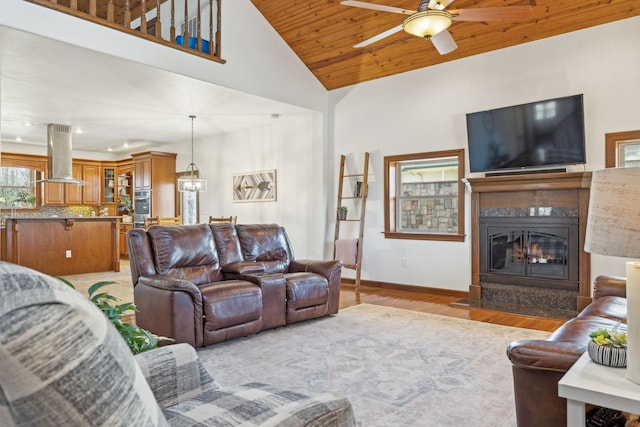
558 352 640 426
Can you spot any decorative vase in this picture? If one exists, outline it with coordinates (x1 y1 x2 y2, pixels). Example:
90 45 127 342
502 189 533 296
587 340 627 368
338 210 347 220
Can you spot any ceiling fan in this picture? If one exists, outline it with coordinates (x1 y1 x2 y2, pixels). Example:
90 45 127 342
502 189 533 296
341 0 533 55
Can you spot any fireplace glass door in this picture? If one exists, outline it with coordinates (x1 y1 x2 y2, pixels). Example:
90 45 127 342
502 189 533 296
480 218 579 286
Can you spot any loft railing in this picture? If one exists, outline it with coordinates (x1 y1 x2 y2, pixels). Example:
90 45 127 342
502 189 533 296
25 0 224 63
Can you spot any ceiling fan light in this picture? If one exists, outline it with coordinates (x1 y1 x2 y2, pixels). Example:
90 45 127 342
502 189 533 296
403 10 452 38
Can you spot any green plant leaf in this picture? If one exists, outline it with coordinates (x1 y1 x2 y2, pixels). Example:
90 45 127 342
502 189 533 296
87 281 118 297
56 277 75 289
57 277 160 355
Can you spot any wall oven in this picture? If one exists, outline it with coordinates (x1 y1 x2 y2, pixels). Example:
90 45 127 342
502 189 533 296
133 190 151 226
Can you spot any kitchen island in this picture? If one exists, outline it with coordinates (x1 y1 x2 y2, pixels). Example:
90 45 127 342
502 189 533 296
2 217 121 276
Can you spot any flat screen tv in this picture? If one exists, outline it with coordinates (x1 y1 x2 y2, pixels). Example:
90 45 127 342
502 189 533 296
466 94 586 174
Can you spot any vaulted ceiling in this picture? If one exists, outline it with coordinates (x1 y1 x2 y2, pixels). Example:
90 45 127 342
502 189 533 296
250 0 640 90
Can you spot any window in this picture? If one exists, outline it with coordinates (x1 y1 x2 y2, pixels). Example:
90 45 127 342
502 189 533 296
605 130 640 168
0 166 37 208
384 149 465 242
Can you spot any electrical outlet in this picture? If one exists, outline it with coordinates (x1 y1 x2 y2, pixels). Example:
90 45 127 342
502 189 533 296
401 257 409 268
65 250 72 258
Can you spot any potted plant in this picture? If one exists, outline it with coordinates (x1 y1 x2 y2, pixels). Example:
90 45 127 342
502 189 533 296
588 326 627 367
14 190 36 207
59 278 171 354
337 206 348 220
117 193 132 213
117 193 134 223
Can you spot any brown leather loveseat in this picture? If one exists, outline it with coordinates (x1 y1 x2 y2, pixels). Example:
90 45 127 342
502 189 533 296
506 275 627 427
127 223 342 348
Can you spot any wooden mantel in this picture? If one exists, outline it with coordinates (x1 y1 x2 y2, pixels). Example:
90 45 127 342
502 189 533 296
467 171 593 311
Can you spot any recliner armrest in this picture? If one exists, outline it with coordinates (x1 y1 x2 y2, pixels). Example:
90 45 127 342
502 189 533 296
135 343 221 409
289 259 342 281
138 275 203 307
594 274 626 299
222 261 266 275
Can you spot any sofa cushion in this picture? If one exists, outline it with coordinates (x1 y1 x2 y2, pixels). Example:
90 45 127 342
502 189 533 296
162 382 356 427
286 273 329 310
577 296 627 323
236 224 293 273
0 262 169 427
148 224 224 285
210 223 245 266
201 281 262 330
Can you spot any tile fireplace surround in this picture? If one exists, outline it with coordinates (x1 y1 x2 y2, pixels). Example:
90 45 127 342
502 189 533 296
467 171 592 318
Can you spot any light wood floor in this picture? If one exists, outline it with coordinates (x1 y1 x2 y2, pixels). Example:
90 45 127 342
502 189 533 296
339 285 565 332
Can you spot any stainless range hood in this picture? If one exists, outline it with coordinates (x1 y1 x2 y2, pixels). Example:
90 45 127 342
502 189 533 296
44 123 83 184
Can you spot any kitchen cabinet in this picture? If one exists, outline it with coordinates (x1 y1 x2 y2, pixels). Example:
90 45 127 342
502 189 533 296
132 151 177 218
43 182 65 206
66 162 100 205
117 163 134 216
102 165 117 205
135 158 152 189
44 161 101 206
82 164 100 205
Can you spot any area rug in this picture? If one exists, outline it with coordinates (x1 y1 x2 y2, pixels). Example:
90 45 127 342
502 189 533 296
197 304 549 427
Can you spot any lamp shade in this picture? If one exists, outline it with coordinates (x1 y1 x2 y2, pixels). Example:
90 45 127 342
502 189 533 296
585 167 640 384
403 11 452 38
584 167 640 258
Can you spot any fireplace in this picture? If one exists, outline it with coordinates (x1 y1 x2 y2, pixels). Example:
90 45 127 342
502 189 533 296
480 214 579 290
467 172 592 317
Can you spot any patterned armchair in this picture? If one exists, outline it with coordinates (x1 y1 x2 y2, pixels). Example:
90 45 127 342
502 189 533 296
0 262 355 426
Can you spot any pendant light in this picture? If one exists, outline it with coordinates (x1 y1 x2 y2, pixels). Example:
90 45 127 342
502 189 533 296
178 115 207 192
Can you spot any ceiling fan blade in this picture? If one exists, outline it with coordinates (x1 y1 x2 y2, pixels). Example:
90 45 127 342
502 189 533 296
429 29 458 55
340 0 415 15
353 24 404 48
450 6 533 22
427 0 454 11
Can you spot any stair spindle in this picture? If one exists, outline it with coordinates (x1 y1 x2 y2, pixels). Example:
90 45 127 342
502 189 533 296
170 0 176 43
215 0 221 57
140 0 147 33
209 0 214 57
197 0 202 52
124 0 131 27
89 0 96 16
107 0 114 23
70 0 77 10
184 0 189 43
155 0 162 38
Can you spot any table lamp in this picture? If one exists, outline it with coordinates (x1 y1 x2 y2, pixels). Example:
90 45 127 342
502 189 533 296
584 167 640 383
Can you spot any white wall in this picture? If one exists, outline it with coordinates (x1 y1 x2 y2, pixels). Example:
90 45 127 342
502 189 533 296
172 114 325 259
330 16 640 290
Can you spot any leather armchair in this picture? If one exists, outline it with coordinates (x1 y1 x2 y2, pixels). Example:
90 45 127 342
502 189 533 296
506 275 627 427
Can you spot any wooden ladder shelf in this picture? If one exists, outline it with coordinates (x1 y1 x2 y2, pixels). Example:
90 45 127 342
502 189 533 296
333 152 369 290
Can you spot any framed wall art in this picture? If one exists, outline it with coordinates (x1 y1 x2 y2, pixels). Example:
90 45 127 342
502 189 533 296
232 169 277 202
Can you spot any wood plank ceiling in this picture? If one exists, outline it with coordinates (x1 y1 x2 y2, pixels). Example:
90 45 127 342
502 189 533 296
250 0 640 90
